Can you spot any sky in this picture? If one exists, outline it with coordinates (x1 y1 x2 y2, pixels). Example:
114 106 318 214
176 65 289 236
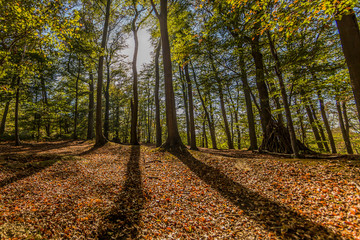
122 28 153 70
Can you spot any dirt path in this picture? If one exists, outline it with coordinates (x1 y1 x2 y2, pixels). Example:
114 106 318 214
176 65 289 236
0 141 359 239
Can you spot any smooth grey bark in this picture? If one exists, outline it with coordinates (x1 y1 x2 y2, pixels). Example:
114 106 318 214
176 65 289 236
154 39 162 147
87 72 95 140
104 61 111 139
317 92 336 153
73 59 81 140
184 63 197 150
180 67 190 145
336 100 353 154
95 0 111 146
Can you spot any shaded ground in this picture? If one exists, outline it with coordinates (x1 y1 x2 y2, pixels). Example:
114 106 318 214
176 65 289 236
0 141 359 239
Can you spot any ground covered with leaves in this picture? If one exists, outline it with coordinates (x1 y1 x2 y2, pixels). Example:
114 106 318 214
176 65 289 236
0 141 359 239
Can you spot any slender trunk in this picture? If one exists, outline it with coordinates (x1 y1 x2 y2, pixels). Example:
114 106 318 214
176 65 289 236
130 16 139 145
154 39 162 147
310 104 329 152
305 103 324 151
40 76 50 137
104 62 111 139
234 111 241 149
318 92 337 153
336 12 360 123
0 100 10 137
203 117 208 148
184 63 197 150
87 72 95 139
15 77 21 146
239 53 258 150
342 101 350 137
95 0 111 146
336 100 353 154
192 62 217 149
209 54 234 149
73 59 80 140
114 105 120 142
267 31 299 157
180 67 190 145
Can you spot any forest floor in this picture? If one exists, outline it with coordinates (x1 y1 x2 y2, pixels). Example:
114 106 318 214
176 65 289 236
0 141 359 240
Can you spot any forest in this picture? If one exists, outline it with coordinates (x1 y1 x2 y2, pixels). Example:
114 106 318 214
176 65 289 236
1 0 360 239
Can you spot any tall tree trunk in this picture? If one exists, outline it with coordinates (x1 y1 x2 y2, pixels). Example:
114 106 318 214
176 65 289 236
234 111 241 150
180 67 190 145
14 77 21 146
150 0 184 150
184 63 197 150
304 103 324 151
0 100 10 137
318 92 337 153
267 31 299 157
95 0 111 146
202 117 208 148
73 59 80 140
342 101 350 137
191 62 217 149
104 62 111 139
239 52 258 150
154 39 162 147
87 72 95 140
130 15 139 145
310 104 330 152
336 100 353 154
40 76 50 137
336 12 360 123
210 54 234 149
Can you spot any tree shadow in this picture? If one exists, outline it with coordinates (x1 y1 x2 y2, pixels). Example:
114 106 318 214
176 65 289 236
0 155 61 188
97 145 146 239
171 150 342 239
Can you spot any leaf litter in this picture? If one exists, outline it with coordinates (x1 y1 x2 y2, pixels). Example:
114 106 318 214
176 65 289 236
0 141 359 239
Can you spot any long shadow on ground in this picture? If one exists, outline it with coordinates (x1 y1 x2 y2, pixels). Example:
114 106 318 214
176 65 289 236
97 145 145 239
172 150 341 239
0 155 61 188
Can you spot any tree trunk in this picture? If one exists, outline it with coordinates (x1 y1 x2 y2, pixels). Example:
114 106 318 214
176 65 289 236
152 0 185 150
14 77 21 146
154 39 162 147
318 92 337 153
209 54 234 149
0 100 10 137
336 100 353 154
130 16 139 145
239 52 258 150
73 59 80 140
40 76 50 137
87 72 95 140
336 12 360 123
104 62 111 140
304 103 324 151
310 104 330 152
202 117 208 148
180 67 190 145
95 0 111 146
267 31 299 157
184 63 197 150
342 101 350 137
191 62 217 149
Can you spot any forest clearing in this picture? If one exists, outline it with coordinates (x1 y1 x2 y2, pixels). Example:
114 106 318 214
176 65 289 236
1 0 360 239
0 141 359 239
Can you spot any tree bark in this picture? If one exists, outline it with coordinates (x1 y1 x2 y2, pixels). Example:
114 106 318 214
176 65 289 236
73 59 81 140
104 61 111 139
184 63 198 150
87 72 95 140
304 103 324 151
342 101 350 137
318 92 337 153
191 62 217 149
150 0 185 150
154 39 162 147
310 104 330 152
180 67 190 145
0 100 10 137
267 31 299 157
336 100 353 154
336 12 360 123
95 0 111 146
14 77 21 146
130 14 139 145
239 52 258 150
